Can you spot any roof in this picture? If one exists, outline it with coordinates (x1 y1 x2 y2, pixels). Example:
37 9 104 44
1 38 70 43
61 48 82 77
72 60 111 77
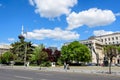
0 44 12 49
95 32 120 38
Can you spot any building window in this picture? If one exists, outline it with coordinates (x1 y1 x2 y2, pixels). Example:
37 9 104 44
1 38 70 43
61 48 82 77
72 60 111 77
116 37 118 40
112 37 114 40
105 38 107 41
113 42 115 44
109 42 111 44
101 39 103 42
108 38 110 41
117 41 119 44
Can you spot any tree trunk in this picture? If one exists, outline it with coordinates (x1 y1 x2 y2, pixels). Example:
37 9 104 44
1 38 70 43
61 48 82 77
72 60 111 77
109 57 112 74
96 55 99 66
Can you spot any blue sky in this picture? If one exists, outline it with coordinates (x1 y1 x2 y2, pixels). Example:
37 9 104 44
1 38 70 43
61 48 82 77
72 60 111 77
0 0 120 49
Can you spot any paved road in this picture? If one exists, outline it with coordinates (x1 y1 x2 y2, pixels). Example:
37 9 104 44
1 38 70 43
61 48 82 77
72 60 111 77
0 68 120 80
1 65 120 75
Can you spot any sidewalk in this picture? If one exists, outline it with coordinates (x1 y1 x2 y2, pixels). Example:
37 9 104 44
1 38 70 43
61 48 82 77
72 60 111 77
1 65 120 76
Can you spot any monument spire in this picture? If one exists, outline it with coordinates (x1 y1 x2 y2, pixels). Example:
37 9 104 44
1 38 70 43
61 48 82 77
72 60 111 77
21 25 24 35
18 25 25 42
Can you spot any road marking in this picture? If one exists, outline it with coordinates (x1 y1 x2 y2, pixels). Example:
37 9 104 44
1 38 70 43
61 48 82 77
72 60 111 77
36 73 52 76
40 79 48 80
14 75 33 80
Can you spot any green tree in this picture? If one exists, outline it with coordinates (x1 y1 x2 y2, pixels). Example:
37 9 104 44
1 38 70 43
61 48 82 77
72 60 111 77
117 46 120 64
117 47 120 54
10 35 34 65
61 45 69 63
61 41 91 64
104 45 117 74
32 44 48 65
1 51 14 64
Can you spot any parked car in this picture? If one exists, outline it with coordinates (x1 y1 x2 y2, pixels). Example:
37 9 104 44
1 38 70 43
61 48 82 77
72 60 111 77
116 64 120 67
87 63 96 66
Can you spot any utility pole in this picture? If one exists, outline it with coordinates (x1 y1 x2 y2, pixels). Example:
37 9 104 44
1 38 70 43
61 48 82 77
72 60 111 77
18 25 27 67
24 27 28 67
24 43 27 67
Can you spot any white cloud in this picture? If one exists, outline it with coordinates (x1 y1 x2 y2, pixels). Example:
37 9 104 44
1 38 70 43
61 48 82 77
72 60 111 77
93 30 114 36
29 0 77 19
115 13 120 16
29 0 35 6
67 8 116 30
32 43 38 47
24 27 80 40
8 38 15 42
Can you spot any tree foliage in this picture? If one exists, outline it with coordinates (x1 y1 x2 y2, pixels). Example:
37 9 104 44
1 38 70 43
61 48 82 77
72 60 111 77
42 48 61 62
32 44 48 65
61 41 91 64
104 45 117 58
1 51 14 64
104 45 117 74
10 35 34 63
117 46 120 54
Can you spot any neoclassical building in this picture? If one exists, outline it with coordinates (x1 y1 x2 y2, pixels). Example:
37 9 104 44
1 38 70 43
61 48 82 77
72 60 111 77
80 32 120 65
80 38 104 65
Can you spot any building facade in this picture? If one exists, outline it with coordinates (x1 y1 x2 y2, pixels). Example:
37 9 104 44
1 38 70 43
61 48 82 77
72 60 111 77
0 44 12 54
80 38 104 65
80 32 120 65
95 32 120 45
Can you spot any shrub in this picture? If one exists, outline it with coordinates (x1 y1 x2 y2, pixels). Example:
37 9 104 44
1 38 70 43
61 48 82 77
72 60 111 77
40 61 51 67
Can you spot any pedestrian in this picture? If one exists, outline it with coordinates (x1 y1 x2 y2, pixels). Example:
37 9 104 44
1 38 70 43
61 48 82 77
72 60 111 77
64 62 66 69
67 64 70 70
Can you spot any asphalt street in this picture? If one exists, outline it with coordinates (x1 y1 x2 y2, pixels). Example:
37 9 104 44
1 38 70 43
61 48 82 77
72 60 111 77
0 68 120 80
